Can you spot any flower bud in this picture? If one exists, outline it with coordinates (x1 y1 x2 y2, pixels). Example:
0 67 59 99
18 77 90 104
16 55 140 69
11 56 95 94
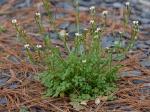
125 2 130 7
35 12 41 17
36 44 42 48
24 44 30 49
12 19 17 24
75 33 82 37
102 10 108 16
90 6 95 11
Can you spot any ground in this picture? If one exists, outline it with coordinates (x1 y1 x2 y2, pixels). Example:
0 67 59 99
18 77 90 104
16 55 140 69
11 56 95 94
0 0 150 112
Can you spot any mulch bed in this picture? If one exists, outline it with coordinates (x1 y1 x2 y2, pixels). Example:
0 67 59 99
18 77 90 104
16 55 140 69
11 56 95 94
0 0 149 111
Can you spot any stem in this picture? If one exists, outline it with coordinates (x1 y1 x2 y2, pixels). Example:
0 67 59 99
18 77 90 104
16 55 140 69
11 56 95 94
76 0 80 33
126 25 138 52
14 24 28 44
104 15 107 27
26 49 35 64
109 51 113 72
35 15 45 34
63 35 70 53
42 0 57 32
123 5 131 29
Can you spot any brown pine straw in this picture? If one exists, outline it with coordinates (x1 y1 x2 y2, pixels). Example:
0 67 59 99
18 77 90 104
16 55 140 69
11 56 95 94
0 0 150 111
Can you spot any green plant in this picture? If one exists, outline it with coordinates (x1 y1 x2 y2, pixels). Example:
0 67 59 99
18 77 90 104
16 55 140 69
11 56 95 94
19 106 29 112
0 24 6 33
123 2 131 27
12 1 139 102
75 0 80 33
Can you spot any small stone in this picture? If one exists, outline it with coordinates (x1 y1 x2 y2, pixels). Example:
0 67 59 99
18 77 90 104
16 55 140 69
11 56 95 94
0 0 6 5
138 85 150 95
144 40 150 45
67 24 85 39
67 24 77 33
102 36 115 48
8 83 18 89
0 97 7 105
48 31 59 39
56 2 74 10
79 6 89 11
132 79 145 84
55 13 66 19
7 55 20 64
135 41 149 49
113 2 122 9
0 73 9 87
139 0 150 8
144 83 150 87
59 22 70 29
120 70 142 77
78 0 95 7
120 105 133 111
14 0 32 9
140 58 150 69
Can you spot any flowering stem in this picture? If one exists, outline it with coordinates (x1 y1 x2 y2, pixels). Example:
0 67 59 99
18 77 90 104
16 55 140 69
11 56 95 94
63 35 70 53
35 14 45 34
104 15 107 27
109 50 113 72
37 48 41 62
26 49 35 64
13 24 30 44
75 0 80 33
74 36 79 55
42 0 57 32
123 2 131 28
126 22 139 52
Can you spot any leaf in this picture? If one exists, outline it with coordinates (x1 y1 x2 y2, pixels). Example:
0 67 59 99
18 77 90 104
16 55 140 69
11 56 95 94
113 53 126 61
19 106 29 112
80 100 88 106
70 102 85 111
99 96 108 101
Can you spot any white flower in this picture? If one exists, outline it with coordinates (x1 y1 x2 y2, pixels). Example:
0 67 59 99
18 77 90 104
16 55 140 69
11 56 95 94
12 19 17 24
36 44 42 48
129 50 134 53
59 30 67 36
24 44 30 49
105 47 109 49
82 59 86 63
119 31 123 34
75 32 82 37
95 27 101 33
133 21 139 25
95 98 100 105
125 2 130 6
134 36 138 39
89 6 95 11
35 12 41 17
90 20 94 24
102 10 108 16
84 28 88 31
